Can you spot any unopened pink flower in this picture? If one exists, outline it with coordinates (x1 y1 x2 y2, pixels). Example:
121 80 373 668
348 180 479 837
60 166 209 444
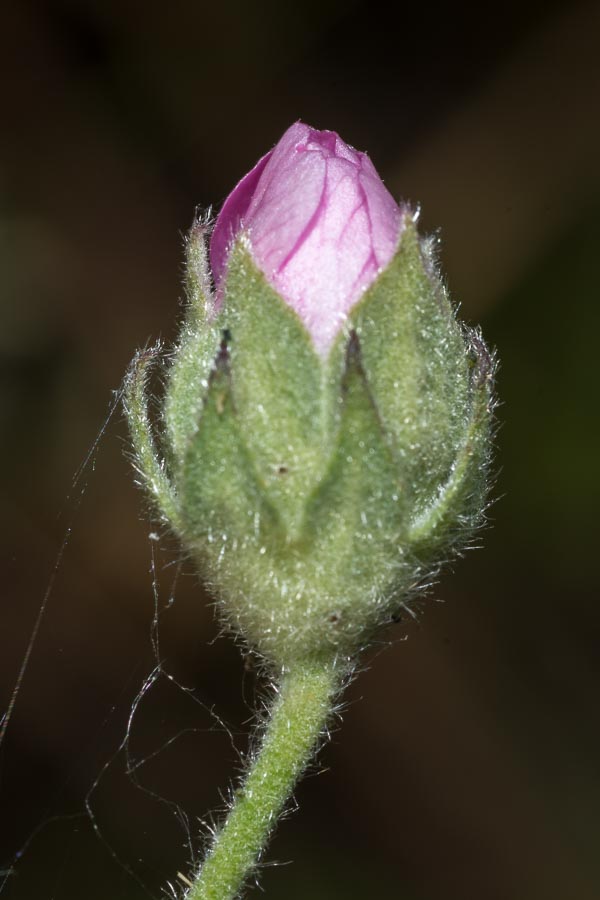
210 122 403 355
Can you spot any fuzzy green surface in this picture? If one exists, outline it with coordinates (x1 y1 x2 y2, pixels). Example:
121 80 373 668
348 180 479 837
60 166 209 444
126 223 494 667
124 345 183 532
346 223 471 518
215 241 325 538
185 660 341 900
164 222 220 474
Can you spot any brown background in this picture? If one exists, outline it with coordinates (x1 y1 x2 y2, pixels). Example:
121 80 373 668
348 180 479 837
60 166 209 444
1 1 599 898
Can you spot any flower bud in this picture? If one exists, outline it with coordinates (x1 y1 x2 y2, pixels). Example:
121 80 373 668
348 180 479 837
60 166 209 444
125 124 495 671
210 122 403 355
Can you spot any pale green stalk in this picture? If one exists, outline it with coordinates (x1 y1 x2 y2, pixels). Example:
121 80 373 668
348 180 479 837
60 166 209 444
186 659 341 900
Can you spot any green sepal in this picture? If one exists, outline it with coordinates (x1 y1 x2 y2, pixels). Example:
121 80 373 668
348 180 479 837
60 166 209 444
178 337 280 553
345 216 471 521
406 330 495 557
298 332 409 650
216 240 324 536
183 216 214 325
123 343 183 533
163 222 220 474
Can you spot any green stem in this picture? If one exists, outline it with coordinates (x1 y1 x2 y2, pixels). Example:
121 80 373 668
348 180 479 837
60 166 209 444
185 658 342 900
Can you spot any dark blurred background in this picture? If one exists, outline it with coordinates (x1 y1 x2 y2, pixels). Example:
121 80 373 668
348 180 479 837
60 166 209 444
1 1 599 898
